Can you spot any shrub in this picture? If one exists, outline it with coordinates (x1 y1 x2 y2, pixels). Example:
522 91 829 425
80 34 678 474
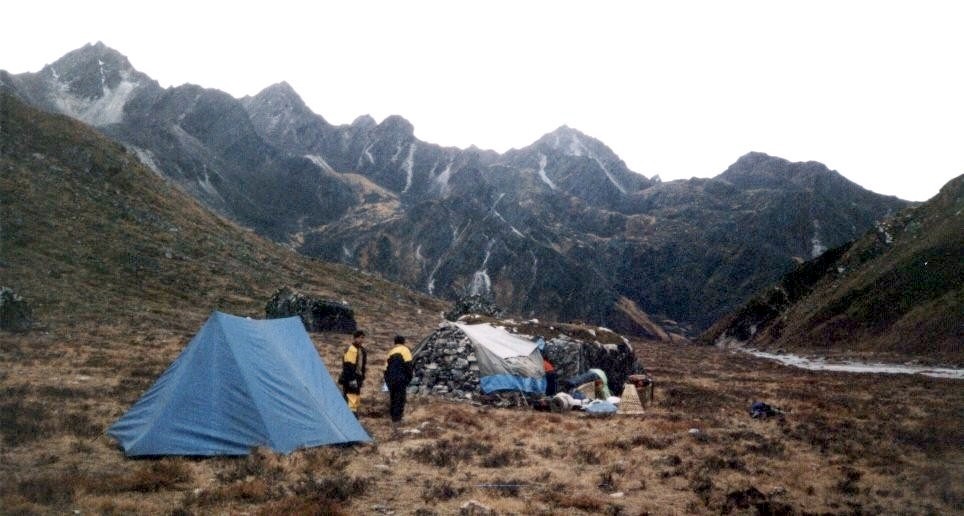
555 493 603 511
118 459 191 493
216 449 285 483
573 447 602 465
408 438 485 468
420 479 464 502
185 479 273 506
291 473 369 503
632 434 673 449
17 474 74 506
255 497 346 516
480 449 524 468
0 396 51 447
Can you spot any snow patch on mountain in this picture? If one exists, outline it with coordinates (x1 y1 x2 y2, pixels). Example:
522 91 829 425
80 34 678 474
469 239 497 296
198 172 224 203
592 155 627 194
49 69 138 126
390 142 404 163
401 143 416 193
488 193 524 238
552 131 626 194
433 161 454 196
810 220 827 258
130 146 164 176
567 133 585 157
306 154 337 174
537 154 557 190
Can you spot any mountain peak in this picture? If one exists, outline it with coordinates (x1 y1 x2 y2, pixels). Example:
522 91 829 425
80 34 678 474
47 42 135 76
32 42 149 127
718 152 844 191
351 114 377 129
249 81 311 114
376 114 415 137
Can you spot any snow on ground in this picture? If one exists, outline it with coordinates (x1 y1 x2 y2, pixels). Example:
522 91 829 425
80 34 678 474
745 350 964 379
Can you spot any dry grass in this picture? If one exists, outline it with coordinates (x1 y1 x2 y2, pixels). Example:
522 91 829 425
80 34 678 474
2 325 962 514
1 95 961 513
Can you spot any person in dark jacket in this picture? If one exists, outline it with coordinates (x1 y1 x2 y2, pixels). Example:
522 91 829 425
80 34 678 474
384 335 414 430
543 356 558 396
339 330 367 416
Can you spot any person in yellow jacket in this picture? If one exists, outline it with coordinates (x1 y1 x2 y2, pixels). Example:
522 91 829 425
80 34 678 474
384 335 414 430
339 330 367 416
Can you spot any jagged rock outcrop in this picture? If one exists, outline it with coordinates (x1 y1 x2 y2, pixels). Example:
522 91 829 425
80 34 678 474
4 43 911 336
0 287 32 332
265 287 357 333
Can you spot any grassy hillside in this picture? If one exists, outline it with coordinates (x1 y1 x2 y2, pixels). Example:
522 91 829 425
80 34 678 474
0 92 445 338
702 174 963 364
1 94 961 514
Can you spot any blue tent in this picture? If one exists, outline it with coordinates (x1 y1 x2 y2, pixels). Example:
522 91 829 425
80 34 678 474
108 311 371 456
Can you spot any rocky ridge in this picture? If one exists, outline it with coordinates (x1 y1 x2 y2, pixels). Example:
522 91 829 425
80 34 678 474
1 43 910 336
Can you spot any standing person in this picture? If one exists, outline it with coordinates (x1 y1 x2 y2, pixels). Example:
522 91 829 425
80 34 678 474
339 330 367 417
543 356 558 396
384 335 414 432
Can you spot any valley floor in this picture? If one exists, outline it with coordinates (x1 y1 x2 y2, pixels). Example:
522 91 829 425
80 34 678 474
2 323 962 514
743 349 964 380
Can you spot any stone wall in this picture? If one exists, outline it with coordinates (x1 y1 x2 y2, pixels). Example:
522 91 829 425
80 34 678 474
410 322 640 400
542 335 639 396
410 323 479 399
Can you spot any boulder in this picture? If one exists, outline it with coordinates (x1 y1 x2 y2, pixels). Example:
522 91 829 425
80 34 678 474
265 287 357 333
0 287 32 332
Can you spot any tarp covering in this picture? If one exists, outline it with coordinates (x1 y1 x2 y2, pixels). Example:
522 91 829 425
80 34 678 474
108 312 371 456
456 323 540 359
455 323 545 394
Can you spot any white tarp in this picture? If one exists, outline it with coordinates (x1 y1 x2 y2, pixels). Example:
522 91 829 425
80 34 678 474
455 323 539 359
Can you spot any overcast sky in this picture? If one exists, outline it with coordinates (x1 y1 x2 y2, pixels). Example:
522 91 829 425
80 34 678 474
4 1 962 201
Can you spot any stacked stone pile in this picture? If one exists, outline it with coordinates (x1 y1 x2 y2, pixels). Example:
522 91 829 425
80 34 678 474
409 323 480 399
410 321 641 401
